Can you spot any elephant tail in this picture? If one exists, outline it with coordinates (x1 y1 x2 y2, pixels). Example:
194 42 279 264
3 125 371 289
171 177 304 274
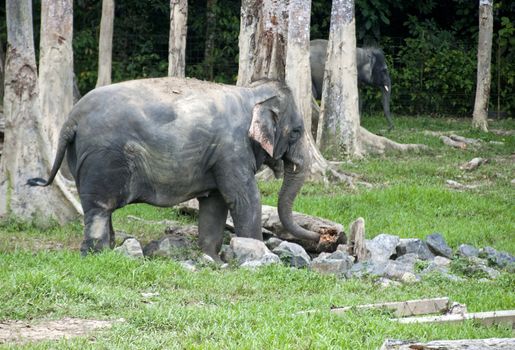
27 118 78 187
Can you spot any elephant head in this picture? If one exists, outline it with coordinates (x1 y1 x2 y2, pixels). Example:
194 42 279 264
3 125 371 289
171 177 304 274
249 83 320 242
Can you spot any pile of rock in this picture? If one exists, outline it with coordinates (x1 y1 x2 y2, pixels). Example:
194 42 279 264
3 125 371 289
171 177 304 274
114 224 514 284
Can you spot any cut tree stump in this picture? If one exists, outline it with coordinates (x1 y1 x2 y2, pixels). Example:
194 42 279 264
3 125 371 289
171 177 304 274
380 338 515 350
346 217 369 261
331 297 450 317
393 309 515 328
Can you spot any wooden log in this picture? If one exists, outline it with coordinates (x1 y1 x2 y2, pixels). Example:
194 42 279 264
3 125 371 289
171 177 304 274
441 135 467 149
331 297 450 317
393 309 515 328
380 338 515 350
459 157 488 171
176 200 346 253
347 217 369 261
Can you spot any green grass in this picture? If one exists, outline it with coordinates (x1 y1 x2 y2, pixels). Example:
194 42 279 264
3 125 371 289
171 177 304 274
0 115 514 349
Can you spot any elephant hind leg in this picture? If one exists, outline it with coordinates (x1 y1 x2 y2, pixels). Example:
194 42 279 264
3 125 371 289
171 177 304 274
80 205 115 256
198 191 228 262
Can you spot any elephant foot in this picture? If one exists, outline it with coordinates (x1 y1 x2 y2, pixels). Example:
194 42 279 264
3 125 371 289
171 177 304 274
80 239 110 256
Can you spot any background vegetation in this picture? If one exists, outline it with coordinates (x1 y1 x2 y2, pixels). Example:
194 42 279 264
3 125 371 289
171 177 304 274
0 0 513 117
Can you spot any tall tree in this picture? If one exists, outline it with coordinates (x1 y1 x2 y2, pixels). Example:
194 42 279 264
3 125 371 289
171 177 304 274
203 0 217 80
317 0 361 156
96 0 114 87
168 0 188 77
316 0 426 157
472 0 493 132
0 0 81 222
39 0 74 162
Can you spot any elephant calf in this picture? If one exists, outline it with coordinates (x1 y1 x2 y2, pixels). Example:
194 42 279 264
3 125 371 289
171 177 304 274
310 39 393 131
28 78 319 260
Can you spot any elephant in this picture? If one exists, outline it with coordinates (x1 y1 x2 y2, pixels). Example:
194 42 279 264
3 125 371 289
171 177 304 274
28 77 320 260
310 39 393 131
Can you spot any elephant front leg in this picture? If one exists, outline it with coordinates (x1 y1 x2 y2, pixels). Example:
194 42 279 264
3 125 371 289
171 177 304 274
198 191 228 262
215 165 263 242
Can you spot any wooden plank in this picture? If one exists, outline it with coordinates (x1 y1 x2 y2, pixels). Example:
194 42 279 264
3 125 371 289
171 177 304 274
380 338 515 350
393 309 515 328
331 297 450 317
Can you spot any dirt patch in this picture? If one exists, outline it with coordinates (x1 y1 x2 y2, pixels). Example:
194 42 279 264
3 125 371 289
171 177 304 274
0 318 122 344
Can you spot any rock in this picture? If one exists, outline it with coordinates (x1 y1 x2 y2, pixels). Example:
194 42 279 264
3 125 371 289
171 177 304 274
114 230 133 245
240 253 281 268
272 241 311 268
365 234 400 263
396 238 435 261
230 237 278 265
219 244 235 263
199 254 216 265
179 260 197 272
432 256 452 267
457 244 479 258
376 277 401 288
464 256 501 279
479 246 515 269
310 251 354 278
383 254 419 282
114 238 143 258
419 256 463 282
425 233 453 259
265 237 284 251
143 230 198 259
347 261 385 278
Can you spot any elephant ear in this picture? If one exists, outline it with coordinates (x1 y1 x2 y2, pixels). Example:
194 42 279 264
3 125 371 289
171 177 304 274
249 100 278 158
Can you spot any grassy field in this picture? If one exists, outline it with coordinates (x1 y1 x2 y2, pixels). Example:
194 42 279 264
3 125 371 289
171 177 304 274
0 115 514 349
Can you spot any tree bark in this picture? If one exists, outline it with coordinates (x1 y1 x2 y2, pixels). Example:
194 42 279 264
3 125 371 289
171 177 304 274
472 0 493 132
168 0 188 78
203 0 217 80
0 0 81 222
96 0 114 88
236 0 259 86
0 37 5 110
317 0 362 157
39 0 74 167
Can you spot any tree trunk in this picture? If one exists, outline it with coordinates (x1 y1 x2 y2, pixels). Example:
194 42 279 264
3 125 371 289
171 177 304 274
96 0 114 88
317 0 427 158
168 0 188 78
317 0 362 157
236 0 259 86
39 0 74 169
472 0 493 132
0 0 81 222
0 37 5 110
203 0 217 80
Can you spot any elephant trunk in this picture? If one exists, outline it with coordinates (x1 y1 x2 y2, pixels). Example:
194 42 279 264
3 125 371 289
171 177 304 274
277 142 320 241
382 84 393 130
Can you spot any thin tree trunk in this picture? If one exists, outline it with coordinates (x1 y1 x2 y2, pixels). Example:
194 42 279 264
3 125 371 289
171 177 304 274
0 0 81 222
0 37 5 110
96 0 114 88
472 0 493 132
39 0 74 166
317 0 361 157
236 0 259 86
203 0 217 80
168 0 188 78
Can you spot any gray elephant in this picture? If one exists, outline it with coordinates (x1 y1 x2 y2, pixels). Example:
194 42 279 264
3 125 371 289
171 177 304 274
28 77 319 260
310 39 393 130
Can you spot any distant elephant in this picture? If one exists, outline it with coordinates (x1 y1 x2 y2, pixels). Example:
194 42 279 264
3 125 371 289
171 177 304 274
310 39 393 131
28 77 319 260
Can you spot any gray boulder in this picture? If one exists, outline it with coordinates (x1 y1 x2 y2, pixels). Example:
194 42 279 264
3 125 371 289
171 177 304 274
143 228 198 259
230 237 279 266
310 251 354 278
272 241 311 268
457 244 479 258
365 234 400 263
383 253 419 282
114 238 144 258
265 237 284 251
396 238 435 260
426 233 453 259
240 253 281 268
479 246 515 269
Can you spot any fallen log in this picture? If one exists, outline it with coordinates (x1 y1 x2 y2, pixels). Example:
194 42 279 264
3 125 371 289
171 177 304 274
441 136 467 149
331 297 450 317
380 338 515 350
176 199 346 253
392 309 515 328
459 157 488 171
